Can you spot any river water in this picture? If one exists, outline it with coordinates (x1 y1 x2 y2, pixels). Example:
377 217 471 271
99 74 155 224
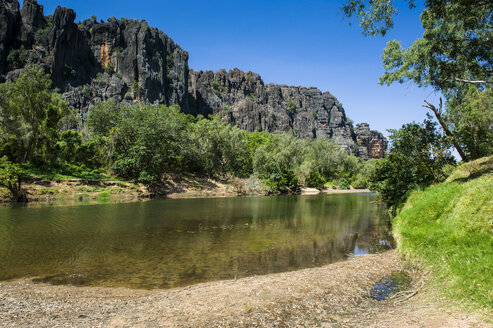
0 193 392 289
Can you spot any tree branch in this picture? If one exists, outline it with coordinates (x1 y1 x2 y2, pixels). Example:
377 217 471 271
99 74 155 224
423 99 468 162
455 78 492 84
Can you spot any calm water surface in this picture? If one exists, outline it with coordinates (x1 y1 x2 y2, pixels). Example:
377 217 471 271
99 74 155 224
0 194 392 289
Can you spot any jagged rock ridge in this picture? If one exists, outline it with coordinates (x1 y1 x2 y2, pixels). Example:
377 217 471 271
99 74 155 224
0 0 388 158
188 69 358 153
354 123 389 159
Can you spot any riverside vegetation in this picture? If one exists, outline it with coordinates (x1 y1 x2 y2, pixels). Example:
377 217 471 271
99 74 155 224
0 66 376 202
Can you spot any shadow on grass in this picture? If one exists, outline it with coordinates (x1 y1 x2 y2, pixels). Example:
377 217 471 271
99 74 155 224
447 157 493 183
21 163 106 181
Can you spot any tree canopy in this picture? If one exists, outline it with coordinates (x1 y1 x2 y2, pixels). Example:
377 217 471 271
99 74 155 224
343 0 492 162
344 0 492 92
0 66 68 163
369 116 455 208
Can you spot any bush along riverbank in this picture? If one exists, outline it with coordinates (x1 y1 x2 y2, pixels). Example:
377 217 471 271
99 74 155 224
0 66 377 203
393 156 493 312
0 171 271 204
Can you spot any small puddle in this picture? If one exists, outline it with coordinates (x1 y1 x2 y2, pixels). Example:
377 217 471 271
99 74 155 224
370 271 412 301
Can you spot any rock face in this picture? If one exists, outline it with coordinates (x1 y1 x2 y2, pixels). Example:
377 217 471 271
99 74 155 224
0 0 189 121
0 0 387 158
188 69 358 153
50 6 94 86
0 0 21 78
354 123 388 159
20 0 46 46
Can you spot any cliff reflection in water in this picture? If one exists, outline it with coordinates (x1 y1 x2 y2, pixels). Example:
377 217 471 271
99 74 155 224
0 194 391 289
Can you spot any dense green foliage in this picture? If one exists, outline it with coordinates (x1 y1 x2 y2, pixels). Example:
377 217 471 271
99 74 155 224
0 67 376 199
86 100 373 189
344 0 492 211
369 116 455 208
343 0 492 91
446 86 493 159
378 1 492 93
0 156 25 202
394 156 493 310
0 66 69 164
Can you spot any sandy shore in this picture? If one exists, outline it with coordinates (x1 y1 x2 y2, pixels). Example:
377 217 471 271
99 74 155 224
1 174 373 206
299 188 372 196
0 251 489 328
0 175 254 205
321 188 372 194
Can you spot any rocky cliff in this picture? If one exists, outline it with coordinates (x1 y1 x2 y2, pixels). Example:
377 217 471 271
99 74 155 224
0 0 387 158
188 69 359 152
353 123 388 159
0 0 189 119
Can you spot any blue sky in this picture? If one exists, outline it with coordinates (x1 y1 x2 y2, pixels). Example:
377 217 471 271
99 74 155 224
34 0 440 136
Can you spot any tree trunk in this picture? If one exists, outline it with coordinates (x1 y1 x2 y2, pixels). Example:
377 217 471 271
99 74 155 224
5 176 28 202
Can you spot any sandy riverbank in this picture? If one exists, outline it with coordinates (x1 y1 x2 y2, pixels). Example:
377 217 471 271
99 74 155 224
0 251 489 328
322 188 371 194
1 174 372 206
0 175 255 205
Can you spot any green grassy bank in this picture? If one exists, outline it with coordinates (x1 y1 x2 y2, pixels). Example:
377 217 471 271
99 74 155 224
393 156 492 310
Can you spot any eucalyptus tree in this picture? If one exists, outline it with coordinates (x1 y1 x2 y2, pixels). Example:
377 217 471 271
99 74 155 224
0 65 68 163
343 0 493 161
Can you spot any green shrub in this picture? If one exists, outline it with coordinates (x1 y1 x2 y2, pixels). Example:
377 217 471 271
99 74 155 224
286 100 297 114
211 80 220 89
0 156 25 201
104 64 114 75
306 170 326 189
7 46 27 68
34 24 52 46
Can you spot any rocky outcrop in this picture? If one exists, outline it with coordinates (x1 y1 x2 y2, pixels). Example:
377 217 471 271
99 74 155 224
0 0 21 78
0 0 387 158
0 0 189 120
188 69 358 153
50 6 94 86
87 18 189 109
354 123 388 159
20 0 46 46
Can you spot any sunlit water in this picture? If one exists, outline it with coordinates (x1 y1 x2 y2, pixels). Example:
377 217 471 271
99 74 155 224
0 194 392 289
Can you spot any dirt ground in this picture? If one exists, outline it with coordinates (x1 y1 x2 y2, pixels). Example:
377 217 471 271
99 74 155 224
0 175 251 205
0 251 490 328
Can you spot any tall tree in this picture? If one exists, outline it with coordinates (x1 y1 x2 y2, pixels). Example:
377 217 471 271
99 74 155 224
369 116 455 208
0 65 68 163
343 0 493 161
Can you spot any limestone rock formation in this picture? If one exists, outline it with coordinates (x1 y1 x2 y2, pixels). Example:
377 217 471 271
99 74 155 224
188 69 358 153
0 0 189 121
20 0 46 46
354 123 388 159
0 0 387 158
50 6 94 86
0 0 21 77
